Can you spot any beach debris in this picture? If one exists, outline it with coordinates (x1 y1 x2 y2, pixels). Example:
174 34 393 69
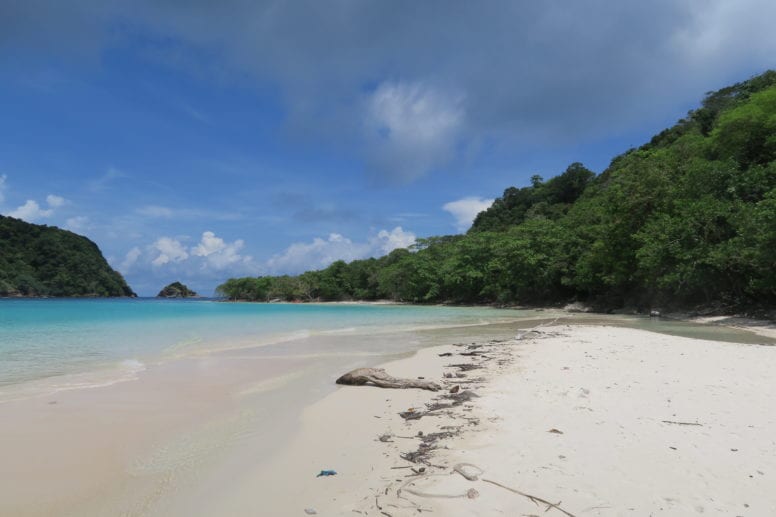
438 352 453 357
459 351 486 357
316 470 337 477
446 363 482 372
453 463 484 481
378 434 393 442
336 368 442 391
304 508 318 515
661 420 703 426
399 410 424 420
548 428 564 434
449 385 460 394
482 478 578 517
447 389 478 403
467 488 479 499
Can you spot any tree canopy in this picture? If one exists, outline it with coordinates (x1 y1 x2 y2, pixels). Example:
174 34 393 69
0 215 135 297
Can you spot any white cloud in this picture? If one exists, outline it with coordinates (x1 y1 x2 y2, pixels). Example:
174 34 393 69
192 231 250 270
366 81 465 183
266 227 416 275
46 194 66 207
125 231 254 276
192 231 226 257
6 193 70 223
65 216 89 232
119 246 142 273
371 226 417 254
8 200 53 221
443 196 494 232
151 237 189 266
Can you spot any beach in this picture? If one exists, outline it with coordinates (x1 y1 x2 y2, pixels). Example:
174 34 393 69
1 307 774 516
213 323 776 516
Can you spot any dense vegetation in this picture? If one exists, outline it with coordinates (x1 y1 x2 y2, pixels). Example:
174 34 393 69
0 215 135 297
157 281 197 298
218 72 776 312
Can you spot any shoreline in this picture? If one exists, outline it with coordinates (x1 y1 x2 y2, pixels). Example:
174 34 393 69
4 308 772 405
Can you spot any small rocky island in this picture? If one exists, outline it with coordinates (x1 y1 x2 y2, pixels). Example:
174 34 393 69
157 282 198 298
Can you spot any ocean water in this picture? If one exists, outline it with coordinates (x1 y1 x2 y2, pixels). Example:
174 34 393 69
0 298 525 390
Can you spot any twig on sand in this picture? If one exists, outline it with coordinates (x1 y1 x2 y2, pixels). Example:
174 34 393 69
661 420 703 426
481 478 577 517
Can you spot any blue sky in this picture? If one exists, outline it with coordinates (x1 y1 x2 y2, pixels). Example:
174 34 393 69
1 1 775 296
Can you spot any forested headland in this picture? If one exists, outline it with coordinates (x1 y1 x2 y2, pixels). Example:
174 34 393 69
218 71 776 313
0 215 136 297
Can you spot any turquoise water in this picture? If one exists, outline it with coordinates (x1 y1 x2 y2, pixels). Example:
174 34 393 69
0 298 523 388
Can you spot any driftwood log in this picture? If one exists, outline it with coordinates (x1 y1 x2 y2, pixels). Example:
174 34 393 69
336 368 441 391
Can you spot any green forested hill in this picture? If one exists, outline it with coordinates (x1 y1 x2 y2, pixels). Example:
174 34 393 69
0 215 135 297
218 71 776 312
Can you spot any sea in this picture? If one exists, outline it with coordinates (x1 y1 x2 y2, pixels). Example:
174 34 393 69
0 298 771 401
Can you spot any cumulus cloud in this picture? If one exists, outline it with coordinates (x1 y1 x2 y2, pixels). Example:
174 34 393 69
372 226 417 254
8 200 52 221
121 231 255 276
46 194 66 207
119 246 142 273
266 226 416 275
443 197 495 232
192 231 251 270
151 237 189 266
6 193 69 223
365 81 465 183
65 216 89 232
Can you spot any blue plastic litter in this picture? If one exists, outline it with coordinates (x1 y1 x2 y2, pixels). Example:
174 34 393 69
316 470 337 477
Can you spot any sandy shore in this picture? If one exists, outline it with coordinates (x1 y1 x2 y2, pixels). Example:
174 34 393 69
2 316 774 516
211 323 776 516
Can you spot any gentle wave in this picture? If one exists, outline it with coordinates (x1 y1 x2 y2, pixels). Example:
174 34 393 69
0 358 147 403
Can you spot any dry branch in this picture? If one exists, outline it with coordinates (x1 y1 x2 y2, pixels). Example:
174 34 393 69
482 478 577 517
336 368 441 391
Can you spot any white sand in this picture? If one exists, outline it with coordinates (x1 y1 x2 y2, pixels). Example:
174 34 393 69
215 325 776 516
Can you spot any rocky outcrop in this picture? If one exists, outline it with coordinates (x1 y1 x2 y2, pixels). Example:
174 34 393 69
157 282 197 298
